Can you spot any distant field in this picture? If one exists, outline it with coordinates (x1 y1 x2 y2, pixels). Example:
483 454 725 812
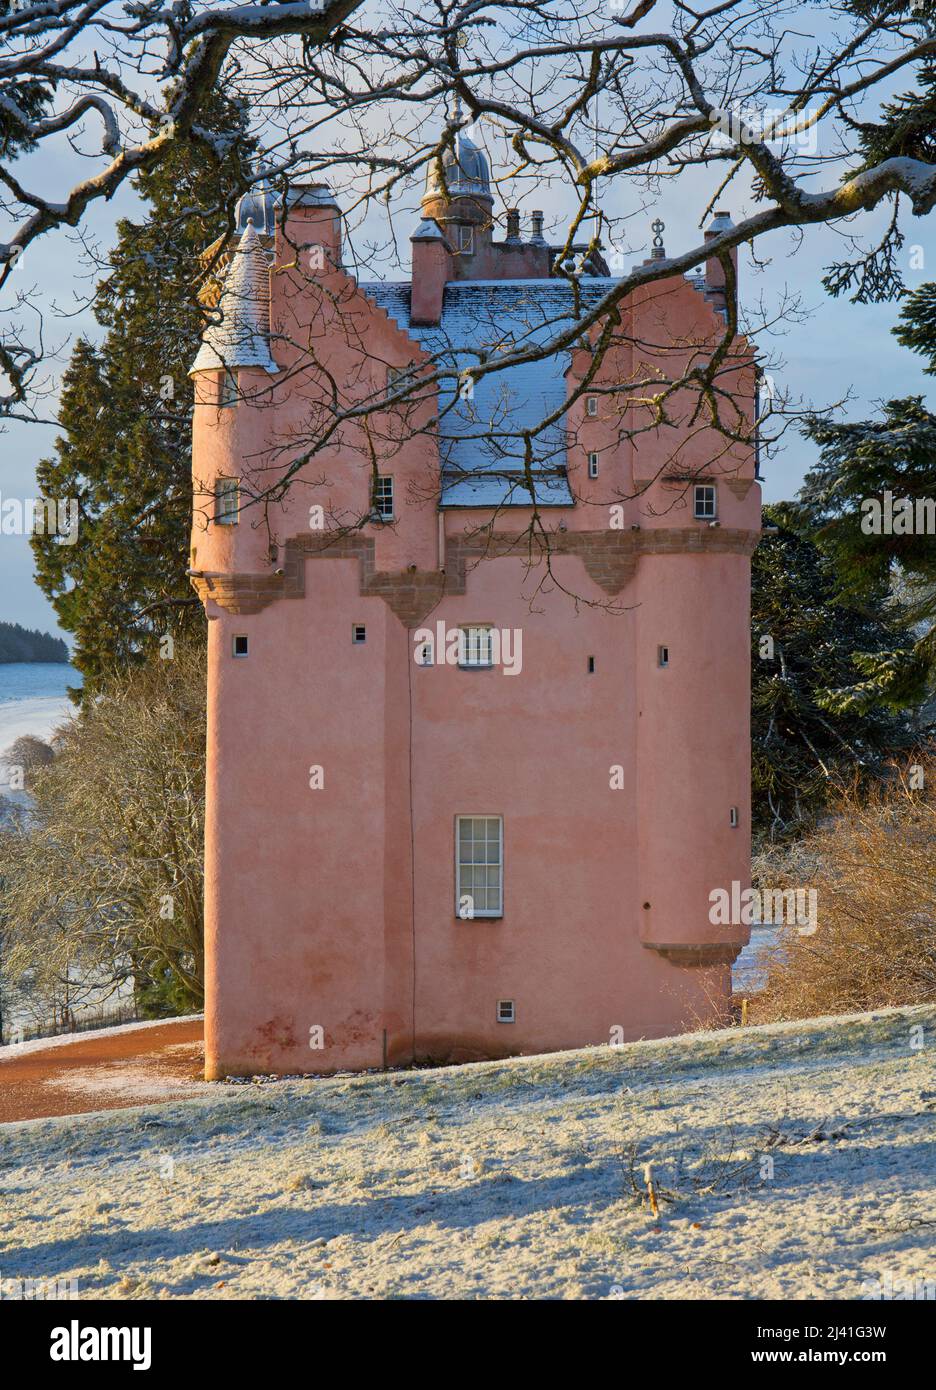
1 1005 934 1300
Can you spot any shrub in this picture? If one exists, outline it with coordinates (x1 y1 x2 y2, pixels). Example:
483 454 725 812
754 757 936 1021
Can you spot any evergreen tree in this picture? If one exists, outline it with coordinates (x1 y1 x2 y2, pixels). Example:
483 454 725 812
31 91 254 694
0 621 67 664
794 397 936 707
0 3 50 160
796 18 936 703
822 18 936 303
751 505 921 838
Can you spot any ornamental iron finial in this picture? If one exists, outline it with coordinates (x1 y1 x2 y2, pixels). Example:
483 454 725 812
650 218 666 259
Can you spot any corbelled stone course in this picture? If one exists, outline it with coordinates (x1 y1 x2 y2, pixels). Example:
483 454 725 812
644 941 744 966
190 525 760 622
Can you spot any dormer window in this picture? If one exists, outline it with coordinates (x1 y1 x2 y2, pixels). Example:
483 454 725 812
458 225 475 256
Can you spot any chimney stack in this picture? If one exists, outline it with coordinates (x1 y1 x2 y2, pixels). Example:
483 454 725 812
529 210 546 246
704 209 737 317
280 184 342 271
506 208 521 242
410 219 452 326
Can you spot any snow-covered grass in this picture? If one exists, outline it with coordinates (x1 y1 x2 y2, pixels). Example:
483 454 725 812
1 1005 934 1300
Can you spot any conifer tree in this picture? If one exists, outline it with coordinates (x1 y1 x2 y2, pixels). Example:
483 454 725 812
31 91 254 693
793 394 936 705
0 2 49 160
751 506 922 838
795 20 936 704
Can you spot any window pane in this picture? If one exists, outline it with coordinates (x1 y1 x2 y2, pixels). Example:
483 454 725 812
215 477 239 524
457 816 501 913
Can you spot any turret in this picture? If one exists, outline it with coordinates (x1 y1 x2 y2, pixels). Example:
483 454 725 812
420 104 495 262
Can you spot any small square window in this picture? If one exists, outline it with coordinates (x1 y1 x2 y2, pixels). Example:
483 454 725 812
352 624 366 644
214 476 240 526
232 634 249 658
373 476 394 521
729 806 739 828
459 625 493 668
694 484 717 520
658 645 669 667
497 1000 515 1024
586 396 598 417
588 452 599 479
458 225 474 255
587 656 596 674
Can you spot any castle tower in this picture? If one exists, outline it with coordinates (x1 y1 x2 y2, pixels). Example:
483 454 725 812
189 156 760 1077
420 101 496 266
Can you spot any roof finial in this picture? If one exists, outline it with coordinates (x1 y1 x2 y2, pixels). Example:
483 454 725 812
450 92 464 127
651 218 666 260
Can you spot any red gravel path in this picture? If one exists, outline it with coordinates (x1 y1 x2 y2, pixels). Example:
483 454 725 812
0 1019 205 1124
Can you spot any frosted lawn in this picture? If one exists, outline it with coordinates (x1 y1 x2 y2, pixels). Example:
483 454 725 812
1 1005 933 1300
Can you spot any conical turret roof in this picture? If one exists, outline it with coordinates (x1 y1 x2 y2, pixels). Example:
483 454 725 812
190 221 278 375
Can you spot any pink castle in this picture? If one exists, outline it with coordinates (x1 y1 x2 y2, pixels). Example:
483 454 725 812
189 131 760 1078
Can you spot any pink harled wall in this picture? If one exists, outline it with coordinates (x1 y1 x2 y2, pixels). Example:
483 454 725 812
192 191 760 1077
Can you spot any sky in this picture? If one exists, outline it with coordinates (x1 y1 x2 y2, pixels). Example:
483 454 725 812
2 15 935 640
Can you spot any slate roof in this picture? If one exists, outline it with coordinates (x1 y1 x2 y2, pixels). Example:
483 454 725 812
190 222 278 376
235 182 280 238
425 130 493 202
365 278 619 507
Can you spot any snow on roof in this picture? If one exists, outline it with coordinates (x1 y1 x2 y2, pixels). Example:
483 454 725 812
190 221 278 376
365 278 618 507
411 218 446 242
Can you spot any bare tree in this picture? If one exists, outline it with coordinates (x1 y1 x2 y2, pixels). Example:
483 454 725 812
0 641 206 1009
7 1 936 549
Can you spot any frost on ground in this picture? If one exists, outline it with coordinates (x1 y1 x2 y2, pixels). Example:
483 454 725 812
1 1005 934 1300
